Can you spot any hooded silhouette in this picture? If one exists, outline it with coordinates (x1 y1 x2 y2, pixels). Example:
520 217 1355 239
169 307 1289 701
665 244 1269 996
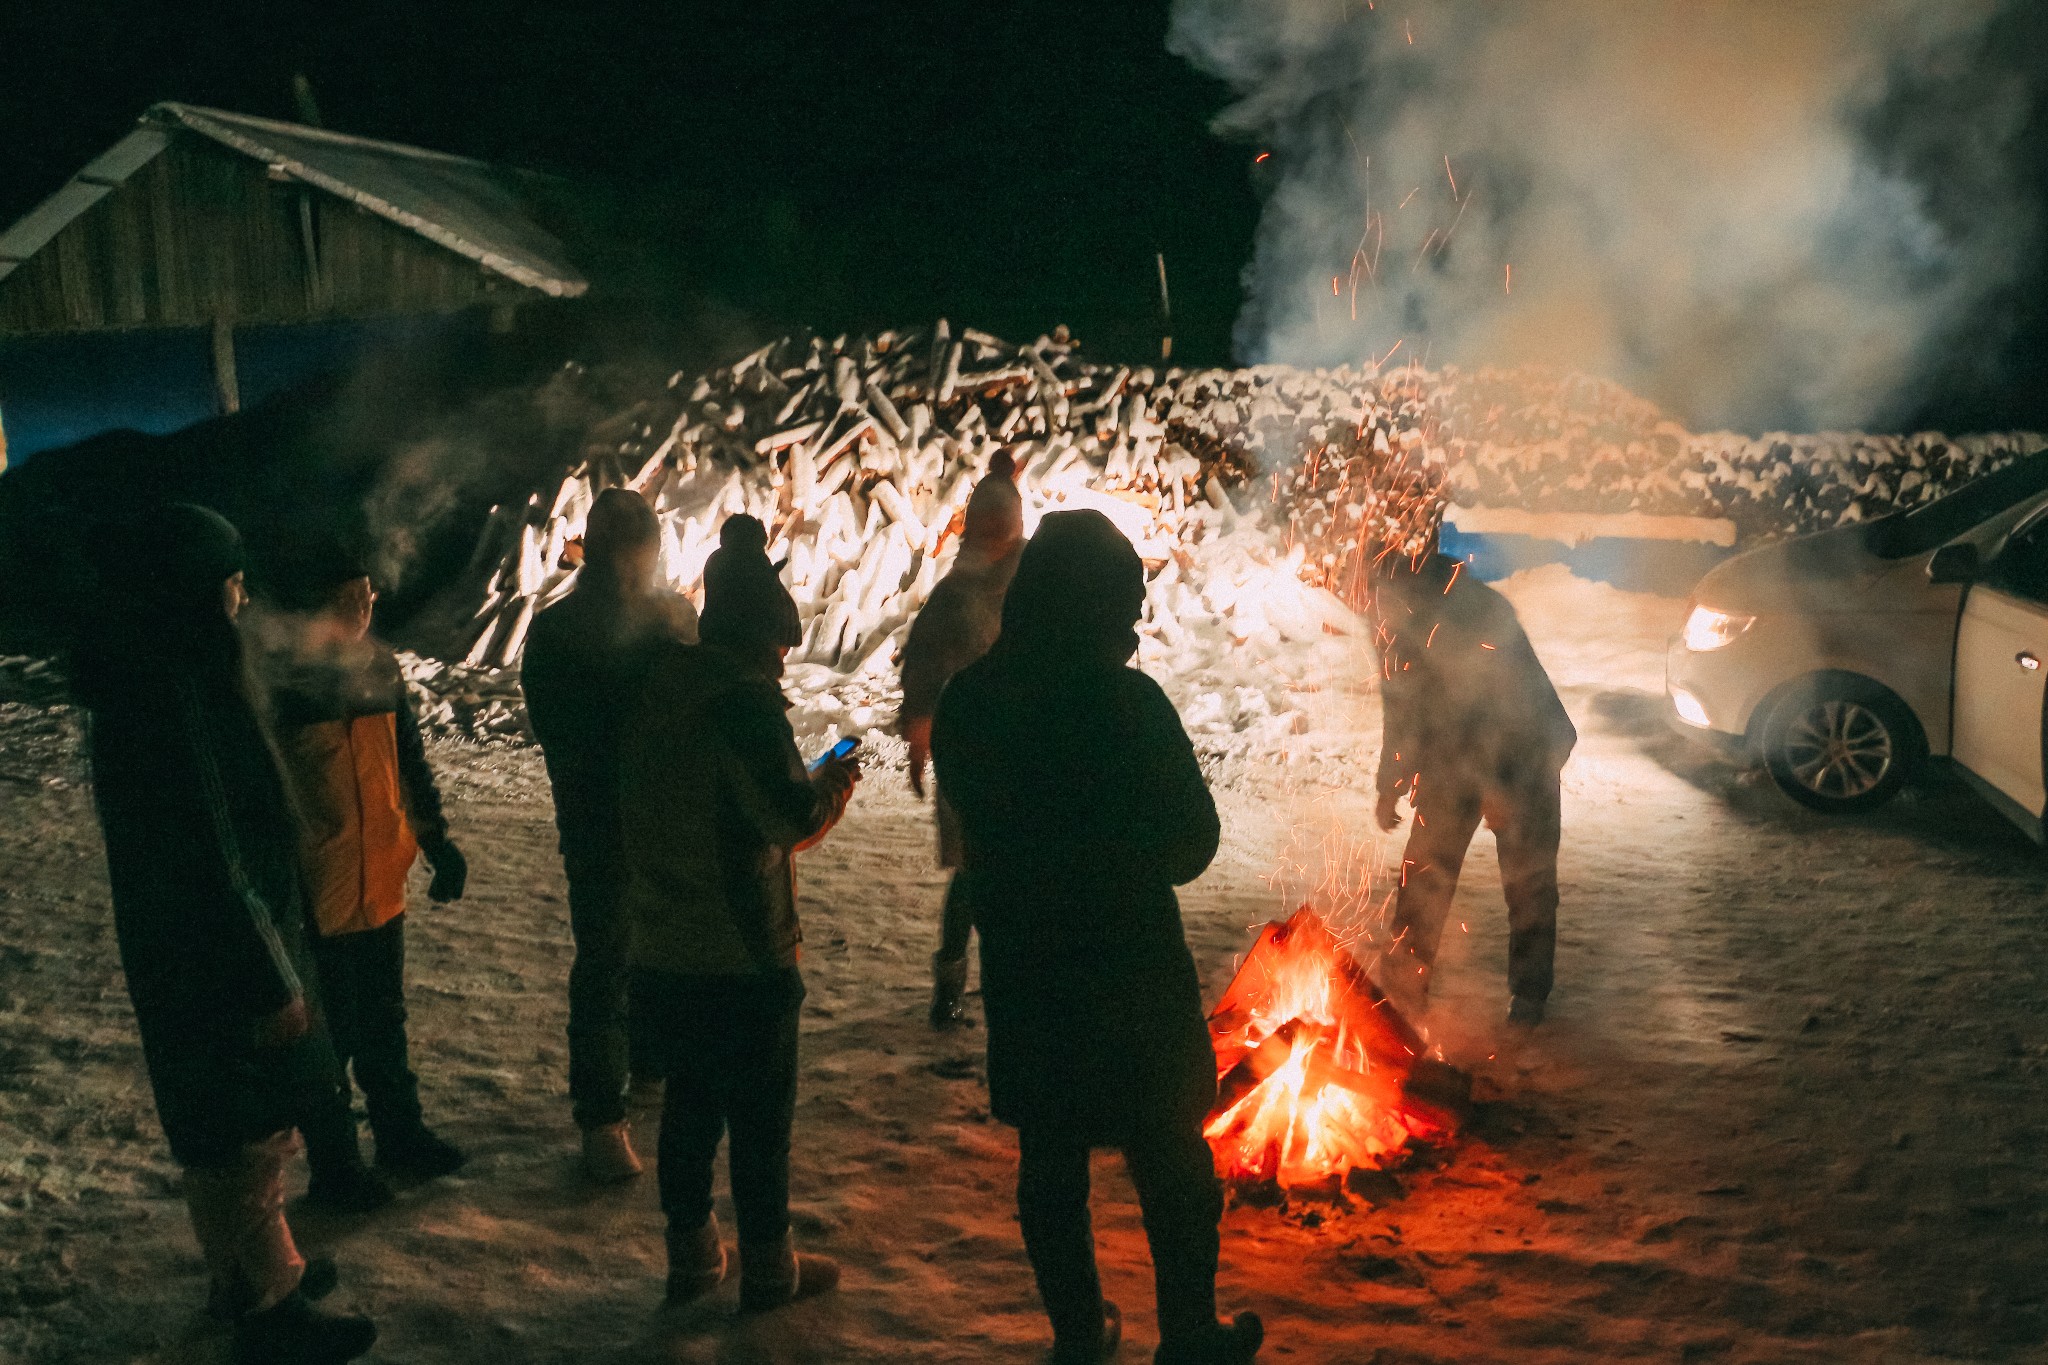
933 509 1263 1365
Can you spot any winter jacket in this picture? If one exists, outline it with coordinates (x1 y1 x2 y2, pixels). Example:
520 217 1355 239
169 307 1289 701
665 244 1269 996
898 546 1022 728
618 642 848 978
523 577 698 862
1375 563 1577 799
83 662 336 1167
268 638 448 938
933 649 1221 1141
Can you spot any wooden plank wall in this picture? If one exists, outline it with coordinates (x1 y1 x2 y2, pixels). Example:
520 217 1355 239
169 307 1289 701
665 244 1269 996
0 137 516 333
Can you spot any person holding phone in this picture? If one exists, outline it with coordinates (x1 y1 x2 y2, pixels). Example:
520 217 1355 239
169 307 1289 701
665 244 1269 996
618 514 860 1311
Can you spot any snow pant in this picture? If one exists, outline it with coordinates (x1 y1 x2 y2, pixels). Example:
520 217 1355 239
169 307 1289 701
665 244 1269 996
1391 768 1561 1001
633 967 804 1249
301 915 424 1176
564 848 663 1131
183 1129 306 1315
935 869 977 964
1014 1117 1225 1353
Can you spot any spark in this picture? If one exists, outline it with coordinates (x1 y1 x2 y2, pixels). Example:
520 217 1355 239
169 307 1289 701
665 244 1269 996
1505 263 1513 293
1255 151 1272 164
1443 156 1458 198
1405 18 1413 43
1398 186 1420 211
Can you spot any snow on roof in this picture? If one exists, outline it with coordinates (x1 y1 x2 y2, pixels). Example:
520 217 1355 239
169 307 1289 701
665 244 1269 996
0 103 586 298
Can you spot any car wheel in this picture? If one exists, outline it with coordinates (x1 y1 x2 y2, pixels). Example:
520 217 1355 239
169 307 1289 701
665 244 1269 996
1763 681 1922 813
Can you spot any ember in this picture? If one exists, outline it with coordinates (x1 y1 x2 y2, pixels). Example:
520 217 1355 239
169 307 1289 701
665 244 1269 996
1205 908 1458 1188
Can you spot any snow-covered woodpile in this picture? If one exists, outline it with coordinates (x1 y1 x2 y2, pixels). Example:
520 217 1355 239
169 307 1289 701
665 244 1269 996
411 324 2044 744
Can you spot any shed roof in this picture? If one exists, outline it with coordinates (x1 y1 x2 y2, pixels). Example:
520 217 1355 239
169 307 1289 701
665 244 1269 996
0 103 586 299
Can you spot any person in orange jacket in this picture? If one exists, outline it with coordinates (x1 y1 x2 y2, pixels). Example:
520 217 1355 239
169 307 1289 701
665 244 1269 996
264 542 469 1209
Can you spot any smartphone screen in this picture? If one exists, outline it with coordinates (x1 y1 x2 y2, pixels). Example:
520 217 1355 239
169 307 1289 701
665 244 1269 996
808 736 859 773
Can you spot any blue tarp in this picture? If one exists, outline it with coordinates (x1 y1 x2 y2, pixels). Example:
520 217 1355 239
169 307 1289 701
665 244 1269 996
1439 524 1736 597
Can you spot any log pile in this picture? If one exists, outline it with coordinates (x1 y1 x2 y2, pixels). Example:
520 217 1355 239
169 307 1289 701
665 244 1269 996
412 324 2044 743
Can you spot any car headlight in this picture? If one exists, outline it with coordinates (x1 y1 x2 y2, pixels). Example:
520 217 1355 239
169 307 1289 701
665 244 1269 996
1681 604 1755 652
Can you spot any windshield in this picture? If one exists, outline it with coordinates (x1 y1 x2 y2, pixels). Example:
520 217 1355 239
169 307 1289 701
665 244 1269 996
1864 451 2048 559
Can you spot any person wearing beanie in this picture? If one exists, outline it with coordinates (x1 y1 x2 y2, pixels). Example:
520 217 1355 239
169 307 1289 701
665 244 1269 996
522 487 699 1183
616 513 858 1312
71 504 377 1364
897 450 1024 1028
933 511 1265 1365
261 537 470 1208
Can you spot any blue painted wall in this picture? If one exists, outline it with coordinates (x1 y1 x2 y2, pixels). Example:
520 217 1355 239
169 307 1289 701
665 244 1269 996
0 316 453 464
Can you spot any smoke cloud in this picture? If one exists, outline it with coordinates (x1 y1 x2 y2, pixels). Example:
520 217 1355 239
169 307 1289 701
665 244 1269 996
1169 0 2040 432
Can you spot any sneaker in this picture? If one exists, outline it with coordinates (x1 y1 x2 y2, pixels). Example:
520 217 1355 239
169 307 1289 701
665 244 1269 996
1050 1299 1122 1364
1155 1311 1263 1365
231 1288 376 1365
375 1125 467 1181
581 1121 644 1185
1507 996 1546 1027
304 1163 395 1215
737 1232 840 1313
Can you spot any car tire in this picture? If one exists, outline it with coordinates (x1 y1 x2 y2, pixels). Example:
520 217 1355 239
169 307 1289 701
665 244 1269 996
1762 679 1923 813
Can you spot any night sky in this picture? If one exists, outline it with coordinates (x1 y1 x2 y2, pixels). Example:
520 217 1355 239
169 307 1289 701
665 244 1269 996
1 0 2042 433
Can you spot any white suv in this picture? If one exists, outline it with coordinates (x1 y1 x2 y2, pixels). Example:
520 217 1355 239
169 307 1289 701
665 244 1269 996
1666 455 2048 836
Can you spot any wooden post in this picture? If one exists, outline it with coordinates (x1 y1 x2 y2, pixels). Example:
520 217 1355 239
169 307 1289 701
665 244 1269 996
212 319 240 415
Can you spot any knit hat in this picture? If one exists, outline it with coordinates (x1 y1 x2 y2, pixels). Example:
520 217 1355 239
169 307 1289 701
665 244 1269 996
699 514 801 653
583 487 661 571
961 449 1023 555
99 503 247 610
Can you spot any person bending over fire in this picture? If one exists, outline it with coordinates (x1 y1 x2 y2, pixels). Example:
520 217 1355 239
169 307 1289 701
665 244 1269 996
263 540 470 1208
897 449 1023 1028
934 510 1265 1365
522 488 699 1184
73 505 376 1364
1370 549 1577 1026
618 514 860 1311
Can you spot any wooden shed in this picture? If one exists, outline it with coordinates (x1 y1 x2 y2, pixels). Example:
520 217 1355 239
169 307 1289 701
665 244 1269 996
0 104 586 448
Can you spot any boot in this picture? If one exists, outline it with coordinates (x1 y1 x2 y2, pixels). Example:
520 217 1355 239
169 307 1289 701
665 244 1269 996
304 1162 395 1215
737 1230 840 1312
231 1289 376 1365
664 1214 728 1307
1049 1299 1123 1364
208 1255 340 1322
581 1121 644 1184
1507 995 1546 1027
929 952 971 1031
1154 1312 1263 1365
374 1122 467 1181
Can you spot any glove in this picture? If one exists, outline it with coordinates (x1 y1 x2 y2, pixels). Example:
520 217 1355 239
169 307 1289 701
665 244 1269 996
1375 787 1406 833
423 839 469 903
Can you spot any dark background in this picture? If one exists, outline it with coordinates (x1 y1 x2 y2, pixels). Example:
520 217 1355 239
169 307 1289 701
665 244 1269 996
1 0 2043 433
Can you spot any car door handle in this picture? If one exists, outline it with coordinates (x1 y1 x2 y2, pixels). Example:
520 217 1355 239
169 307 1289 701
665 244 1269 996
2020 652 2042 671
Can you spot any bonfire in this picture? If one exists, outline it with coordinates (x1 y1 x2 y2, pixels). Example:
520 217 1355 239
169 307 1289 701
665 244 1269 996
1204 908 1463 1190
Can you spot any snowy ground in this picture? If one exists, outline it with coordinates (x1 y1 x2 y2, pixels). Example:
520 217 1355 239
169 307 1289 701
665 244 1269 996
3 570 2047 1364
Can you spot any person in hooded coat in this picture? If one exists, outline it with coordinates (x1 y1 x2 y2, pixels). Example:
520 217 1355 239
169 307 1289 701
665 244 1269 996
933 510 1264 1365
617 513 860 1312
522 488 699 1183
1370 550 1577 1025
262 539 469 1209
897 450 1024 1027
72 504 376 1365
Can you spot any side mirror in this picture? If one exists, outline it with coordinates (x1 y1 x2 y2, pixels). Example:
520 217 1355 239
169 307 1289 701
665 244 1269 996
1928 543 1980 584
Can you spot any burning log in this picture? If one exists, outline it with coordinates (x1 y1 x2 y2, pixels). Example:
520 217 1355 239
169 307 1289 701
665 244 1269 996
1204 907 1463 1189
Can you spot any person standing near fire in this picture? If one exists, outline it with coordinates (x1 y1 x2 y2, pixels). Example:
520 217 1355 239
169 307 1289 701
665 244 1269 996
1370 548 1576 1025
73 504 377 1363
618 514 860 1311
522 488 698 1184
264 541 470 1205
898 449 1024 1028
934 510 1266 1365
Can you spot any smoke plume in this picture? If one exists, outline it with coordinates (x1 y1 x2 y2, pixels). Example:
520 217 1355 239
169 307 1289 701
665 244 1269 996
1169 0 2041 432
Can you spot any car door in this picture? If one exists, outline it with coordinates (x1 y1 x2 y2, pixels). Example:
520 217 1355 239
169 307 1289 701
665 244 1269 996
1952 514 2048 835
